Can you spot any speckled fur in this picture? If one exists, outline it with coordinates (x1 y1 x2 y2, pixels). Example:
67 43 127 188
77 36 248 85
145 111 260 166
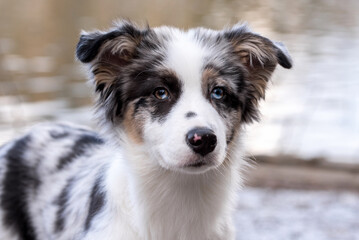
0 21 291 240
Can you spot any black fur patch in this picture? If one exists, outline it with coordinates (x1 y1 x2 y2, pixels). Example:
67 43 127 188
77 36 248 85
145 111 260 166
57 134 104 170
1 135 37 240
126 71 182 121
275 45 293 69
53 177 75 233
185 112 197 118
84 175 105 231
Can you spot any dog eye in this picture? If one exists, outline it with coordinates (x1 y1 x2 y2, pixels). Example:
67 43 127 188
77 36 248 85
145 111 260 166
153 88 170 100
211 87 225 100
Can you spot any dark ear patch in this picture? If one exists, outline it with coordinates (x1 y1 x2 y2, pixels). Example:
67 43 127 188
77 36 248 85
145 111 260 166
76 22 147 122
76 22 144 63
76 30 134 63
76 32 110 63
227 32 276 70
224 25 292 123
273 41 293 69
224 26 292 70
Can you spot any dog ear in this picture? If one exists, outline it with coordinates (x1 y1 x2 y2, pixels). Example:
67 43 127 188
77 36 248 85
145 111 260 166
76 21 144 94
76 21 145 122
224 25 292 123
76 21 143 64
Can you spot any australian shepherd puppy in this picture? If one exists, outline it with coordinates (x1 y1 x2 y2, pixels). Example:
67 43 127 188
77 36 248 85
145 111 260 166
0 21 292 240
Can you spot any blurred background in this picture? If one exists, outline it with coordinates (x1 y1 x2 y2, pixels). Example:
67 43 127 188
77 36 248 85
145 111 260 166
0 0 358 239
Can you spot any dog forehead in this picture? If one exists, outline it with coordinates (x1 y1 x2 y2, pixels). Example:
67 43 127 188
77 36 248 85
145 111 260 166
160 29 208 89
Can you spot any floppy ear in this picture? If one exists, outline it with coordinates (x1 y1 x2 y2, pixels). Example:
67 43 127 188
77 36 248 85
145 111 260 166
76 21 144 92
224 25 292 123
76 22 143 64
76 21 145 121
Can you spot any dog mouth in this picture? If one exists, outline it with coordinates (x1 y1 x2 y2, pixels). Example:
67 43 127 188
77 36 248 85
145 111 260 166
179 158 217 174
183 155 216 169
185 161 207 168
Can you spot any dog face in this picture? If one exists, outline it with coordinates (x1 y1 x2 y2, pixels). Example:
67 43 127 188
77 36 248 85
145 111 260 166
76 21 292 174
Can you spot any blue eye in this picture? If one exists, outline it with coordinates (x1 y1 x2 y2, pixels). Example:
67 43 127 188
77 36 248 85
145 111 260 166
154 88 170 100
211 87 225 100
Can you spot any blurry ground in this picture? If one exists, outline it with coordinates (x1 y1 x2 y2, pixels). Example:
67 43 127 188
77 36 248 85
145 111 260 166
235 187 359 240
235 156 359 240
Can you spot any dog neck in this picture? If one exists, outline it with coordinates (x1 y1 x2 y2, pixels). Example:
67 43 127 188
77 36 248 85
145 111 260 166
105 139 243 239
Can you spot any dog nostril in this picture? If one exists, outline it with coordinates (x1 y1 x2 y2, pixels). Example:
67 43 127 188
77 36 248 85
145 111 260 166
186 128 217 156
209 135 217 145
208 135 217 146
194 139 202 146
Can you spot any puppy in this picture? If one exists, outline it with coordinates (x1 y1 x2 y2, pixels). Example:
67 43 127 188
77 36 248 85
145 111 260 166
0 21 292 240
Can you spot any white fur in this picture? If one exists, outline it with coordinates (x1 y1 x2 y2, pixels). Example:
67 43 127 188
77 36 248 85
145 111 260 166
90 31 245 239
97 137 244 240
0 27 250 240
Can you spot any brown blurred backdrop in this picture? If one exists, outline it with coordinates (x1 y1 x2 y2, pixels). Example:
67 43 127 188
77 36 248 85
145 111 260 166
1 1 359 239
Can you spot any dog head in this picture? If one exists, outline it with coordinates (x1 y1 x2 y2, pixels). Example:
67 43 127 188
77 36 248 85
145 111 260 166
76 21 292 174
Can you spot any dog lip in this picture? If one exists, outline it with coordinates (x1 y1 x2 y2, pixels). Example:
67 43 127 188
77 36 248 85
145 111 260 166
185 161 207 168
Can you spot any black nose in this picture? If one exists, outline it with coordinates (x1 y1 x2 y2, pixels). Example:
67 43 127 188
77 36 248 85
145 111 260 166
186 128 217 156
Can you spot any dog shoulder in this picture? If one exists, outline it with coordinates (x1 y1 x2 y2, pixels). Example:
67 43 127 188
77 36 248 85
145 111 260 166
0 122 106 240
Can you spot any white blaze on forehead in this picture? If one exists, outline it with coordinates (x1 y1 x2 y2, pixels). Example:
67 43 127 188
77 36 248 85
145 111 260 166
163 30 218 122
165 31 207 90
142 28 228 171
162 30 226 137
